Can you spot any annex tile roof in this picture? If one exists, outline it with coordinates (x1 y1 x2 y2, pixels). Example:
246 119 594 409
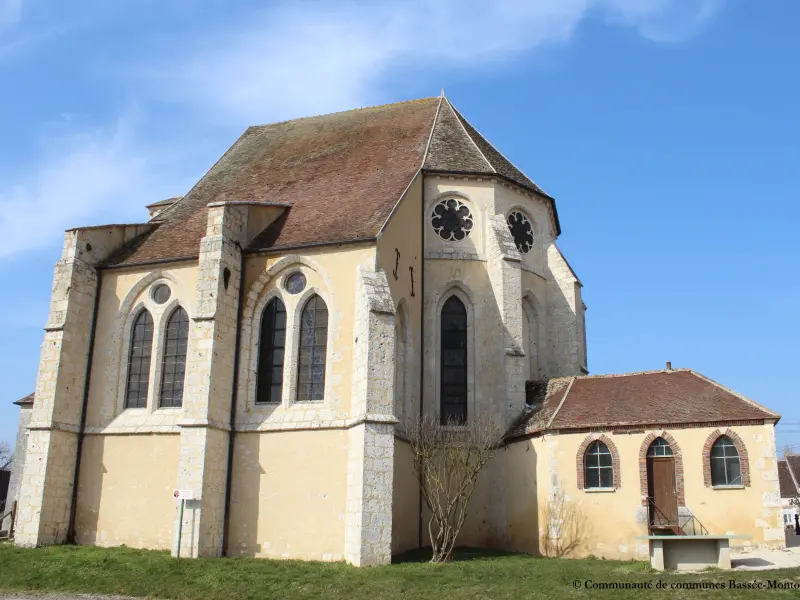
507 369 779 439
778 459 799 498
104 96 556 267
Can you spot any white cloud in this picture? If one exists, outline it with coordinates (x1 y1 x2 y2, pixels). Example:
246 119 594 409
145 0 724 123
0 0 22 29
0 0 725 259
0 115 164 258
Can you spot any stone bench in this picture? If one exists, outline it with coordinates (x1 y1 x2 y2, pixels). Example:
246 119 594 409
637 535 750 571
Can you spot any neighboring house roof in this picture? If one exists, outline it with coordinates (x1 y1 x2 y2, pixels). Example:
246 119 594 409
785 455 800 496
13 393 33 406
507 368 779 439
104 96 557 268
778 459 799 499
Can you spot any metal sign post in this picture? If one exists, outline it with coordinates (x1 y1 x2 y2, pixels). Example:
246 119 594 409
173 489 195 559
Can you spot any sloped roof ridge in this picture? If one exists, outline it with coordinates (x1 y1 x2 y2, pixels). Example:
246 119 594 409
785 457 800 491
248 97 439 130
421 96 445 167
574 368 693 379
447 101 549 198
442 97 494 173
148 126 263 225
546 376 576 428
687 369 780 419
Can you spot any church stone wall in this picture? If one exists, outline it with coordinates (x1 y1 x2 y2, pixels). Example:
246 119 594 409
227 429 349 561
74 433 179 550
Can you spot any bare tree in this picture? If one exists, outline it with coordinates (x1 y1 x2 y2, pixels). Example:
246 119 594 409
540 487 586 558
0 441 12 471
405 413 502 563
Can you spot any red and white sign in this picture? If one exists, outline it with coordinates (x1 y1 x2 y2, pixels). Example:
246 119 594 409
173 489 194 500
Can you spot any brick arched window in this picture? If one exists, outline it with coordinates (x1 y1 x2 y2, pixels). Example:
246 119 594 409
256 297 287 404
703 429 750 487
125 309 154 409
577 434 621 490
159 306 189 408
638 431 685 505
297 294 328 402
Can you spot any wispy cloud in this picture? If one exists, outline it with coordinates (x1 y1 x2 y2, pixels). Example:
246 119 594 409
0 115 163 258
145 0 724 123
0 0 22 29
0 0 724 259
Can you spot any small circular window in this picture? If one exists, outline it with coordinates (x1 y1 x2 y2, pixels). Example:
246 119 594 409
431 198 473 242
507 211 534 254
152 284 171 304
284 272 307 295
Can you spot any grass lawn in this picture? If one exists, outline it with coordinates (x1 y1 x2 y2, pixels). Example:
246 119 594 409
1 544 800 599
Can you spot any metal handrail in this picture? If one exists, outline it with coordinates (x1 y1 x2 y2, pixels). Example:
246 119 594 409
0 500 17 540
647 498 709 536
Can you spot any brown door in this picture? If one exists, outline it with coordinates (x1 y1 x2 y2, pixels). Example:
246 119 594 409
648 457 678 526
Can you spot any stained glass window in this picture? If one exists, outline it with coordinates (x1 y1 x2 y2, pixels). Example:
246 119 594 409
284 272 307 295
125 309 154 409
584 441 613 489
431 198 473 242
159 307 189 408
257 298 286 404
507 211 534 254
711 436 741 486
440 296 467 424
297 295 328 402
152 284 171 304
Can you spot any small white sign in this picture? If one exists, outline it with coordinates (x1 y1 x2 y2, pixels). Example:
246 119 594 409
173 489 194 500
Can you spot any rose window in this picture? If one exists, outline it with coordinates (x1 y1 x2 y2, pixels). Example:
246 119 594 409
431 198 473 242
507 211 534 254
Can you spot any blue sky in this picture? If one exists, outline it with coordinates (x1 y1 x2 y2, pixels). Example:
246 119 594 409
1 0 798 453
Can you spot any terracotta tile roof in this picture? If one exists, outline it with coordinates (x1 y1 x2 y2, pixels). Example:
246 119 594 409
779 459 799 498
786 455 800 496
104 95 558 267
13 393 34 406
507 369 778 439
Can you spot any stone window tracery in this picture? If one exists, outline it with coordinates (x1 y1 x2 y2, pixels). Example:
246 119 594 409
125 309 154 409
506 211 534 254
440 296 468 424
257 298 287 404
431 198 473 242
159 306 189 408
297 294 328 402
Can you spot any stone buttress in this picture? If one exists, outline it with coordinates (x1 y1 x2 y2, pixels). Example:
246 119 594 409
172 203 245 558
344 266 397 566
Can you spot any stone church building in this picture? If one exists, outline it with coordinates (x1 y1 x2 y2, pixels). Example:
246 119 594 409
10 96 785 565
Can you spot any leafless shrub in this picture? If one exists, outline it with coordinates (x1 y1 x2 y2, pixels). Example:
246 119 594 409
540 487 586 557
405 413 502 563
0 441 12 471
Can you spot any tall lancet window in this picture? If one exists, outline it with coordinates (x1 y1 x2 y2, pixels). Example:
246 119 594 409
257 298 287 404
297 294 328 402
440 296 468 424
125 309 154 409
160 307 189 408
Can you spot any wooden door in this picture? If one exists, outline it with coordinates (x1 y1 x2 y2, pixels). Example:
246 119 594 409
648 457 677 525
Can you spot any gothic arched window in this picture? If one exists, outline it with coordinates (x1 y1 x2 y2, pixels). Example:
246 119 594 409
160 307 189 408
584 440 613 489
257 298 287 404
440 296 468 424
710 436 742 486
297 294 328 402
125 309 154 409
